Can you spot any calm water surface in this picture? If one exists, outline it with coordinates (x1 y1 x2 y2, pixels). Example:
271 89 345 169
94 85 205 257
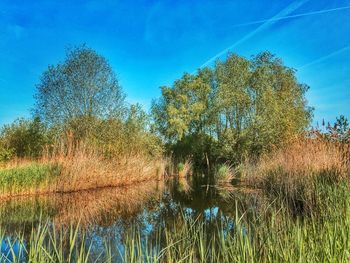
0 176 262 261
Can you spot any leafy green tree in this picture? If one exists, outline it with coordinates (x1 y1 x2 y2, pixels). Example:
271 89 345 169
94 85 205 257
214 54 252 160
153 52 313 164
335 115 349 138
246 52 312 155
34 45 126 138
215 54 251 136
152 70 214 141
125 104 163 157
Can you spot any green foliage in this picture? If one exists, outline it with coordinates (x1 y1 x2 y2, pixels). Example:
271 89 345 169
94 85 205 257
153 52 313 164
0 117 47 158
85 104 163 157
152 69 214 141
215 164 233 182
0 163 60 193
0 146 14 162
335 115 349 135
170 133 218 166
124 103 163 156
326 115 350 142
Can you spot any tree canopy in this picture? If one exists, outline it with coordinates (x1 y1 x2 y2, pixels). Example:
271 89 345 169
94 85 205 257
152 52 313 163
34 45 126 128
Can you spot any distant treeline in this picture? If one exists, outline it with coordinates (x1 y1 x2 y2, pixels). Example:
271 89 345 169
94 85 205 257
0 45 349 165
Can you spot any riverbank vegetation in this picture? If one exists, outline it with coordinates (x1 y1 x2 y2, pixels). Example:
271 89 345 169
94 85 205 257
1 46 349 196
0 45 165 197
244 137 349 215
1 45 350 261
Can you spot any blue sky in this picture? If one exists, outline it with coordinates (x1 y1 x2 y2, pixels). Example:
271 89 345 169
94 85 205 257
0 0 349 126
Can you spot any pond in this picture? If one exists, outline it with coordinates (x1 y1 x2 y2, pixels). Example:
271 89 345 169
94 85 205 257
0 176 262 261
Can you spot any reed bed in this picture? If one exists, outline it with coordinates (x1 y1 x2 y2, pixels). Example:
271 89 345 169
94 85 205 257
0 142 167 198
50 143 166 193
250 138 349 175
241 138 350 215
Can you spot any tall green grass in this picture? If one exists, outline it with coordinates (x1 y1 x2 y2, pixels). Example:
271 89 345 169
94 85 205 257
121 185 350 262
0 163 60 196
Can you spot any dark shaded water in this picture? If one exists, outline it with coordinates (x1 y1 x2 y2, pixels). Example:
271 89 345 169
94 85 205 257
0 176 262 261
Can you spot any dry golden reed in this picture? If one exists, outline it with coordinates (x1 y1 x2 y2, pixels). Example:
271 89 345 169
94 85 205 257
51 143 166 193
240 137 350 214
0 138 167 198
245 138 349 180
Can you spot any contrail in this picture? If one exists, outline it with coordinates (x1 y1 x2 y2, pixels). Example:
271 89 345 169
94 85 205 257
200 0 310 68
299 45 350 69
230 5 350 28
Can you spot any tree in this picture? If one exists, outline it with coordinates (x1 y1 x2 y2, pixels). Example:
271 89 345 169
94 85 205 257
34 45 126 135
153 52 313 164
327 115 349 142
246 52 312 154
152 69 214 141
214 54 252 160
215 53 251 136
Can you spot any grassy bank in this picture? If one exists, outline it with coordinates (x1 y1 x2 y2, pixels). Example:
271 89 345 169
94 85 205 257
0 143 166 198
1 177 349 262
0 163 60 197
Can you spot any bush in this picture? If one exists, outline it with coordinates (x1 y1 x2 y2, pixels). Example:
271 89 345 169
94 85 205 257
0 146 14 162
86 111 163 158
0 117 48 159
215 164 234 184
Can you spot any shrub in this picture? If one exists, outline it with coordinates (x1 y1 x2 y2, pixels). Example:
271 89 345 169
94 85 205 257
0 117 47 159
215 164 234 184
0 146 14 162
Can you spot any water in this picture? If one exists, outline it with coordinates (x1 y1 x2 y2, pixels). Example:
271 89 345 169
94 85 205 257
0 176 261 261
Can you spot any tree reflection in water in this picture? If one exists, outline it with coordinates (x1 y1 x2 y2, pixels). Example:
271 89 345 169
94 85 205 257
0 175 262 261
